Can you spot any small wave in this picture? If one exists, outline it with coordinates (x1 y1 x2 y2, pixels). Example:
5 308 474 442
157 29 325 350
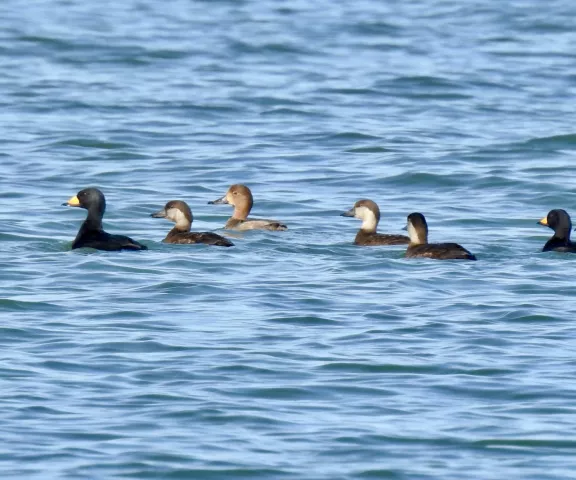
0 298 63 312
260 107 323 118
267 315 339 326
345 146 394 153
475 438 576 449
523 134 576 151
319 362 441 374
49 138 136 150
17 35 72 50
349 20 404 36
382 171 469 187
320 132 382 142
227 39 314 56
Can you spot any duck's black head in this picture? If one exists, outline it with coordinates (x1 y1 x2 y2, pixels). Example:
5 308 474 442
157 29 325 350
63 188 106 215
539 209 572 238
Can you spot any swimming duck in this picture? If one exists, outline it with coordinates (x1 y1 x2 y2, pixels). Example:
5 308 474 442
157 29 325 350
208 184 287 231
405 212 476 260
341 199 409 246
538 209 576 253
151 200 234 247
63 187 147 251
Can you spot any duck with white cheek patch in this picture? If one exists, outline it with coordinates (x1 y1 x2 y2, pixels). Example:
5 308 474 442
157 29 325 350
404 212 476 260
341 199 409 246
151 200 234 247
208 184 287 231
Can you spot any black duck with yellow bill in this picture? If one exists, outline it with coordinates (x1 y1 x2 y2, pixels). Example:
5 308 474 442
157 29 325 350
63 187 147 251
538 209 576 253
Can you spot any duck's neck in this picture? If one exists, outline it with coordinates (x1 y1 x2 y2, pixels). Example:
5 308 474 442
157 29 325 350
359 212 378 234
409 236 427 246
232 205 250 220
82 208 103 231
554 227 571 242
168 224 190 237
225 218 244 230
408 224 427 246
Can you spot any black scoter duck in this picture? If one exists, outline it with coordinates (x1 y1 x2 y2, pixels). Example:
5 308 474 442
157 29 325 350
63 187 147 251
538 209 576 253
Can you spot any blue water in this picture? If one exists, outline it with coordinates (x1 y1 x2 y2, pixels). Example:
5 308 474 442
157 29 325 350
2 0 576 478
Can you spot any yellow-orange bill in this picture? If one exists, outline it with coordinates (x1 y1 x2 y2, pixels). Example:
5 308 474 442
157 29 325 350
66 195 80 207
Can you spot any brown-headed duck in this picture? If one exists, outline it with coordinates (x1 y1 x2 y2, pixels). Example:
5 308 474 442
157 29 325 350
208 184 287 231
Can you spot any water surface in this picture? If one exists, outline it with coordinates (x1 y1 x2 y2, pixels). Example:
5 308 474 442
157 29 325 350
2 0 576 478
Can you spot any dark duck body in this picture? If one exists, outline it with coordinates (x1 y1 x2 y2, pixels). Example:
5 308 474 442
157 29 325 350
63 188 147 251
538 209 576 253
151 200 234 247
405 212 476 260
341 199 409 246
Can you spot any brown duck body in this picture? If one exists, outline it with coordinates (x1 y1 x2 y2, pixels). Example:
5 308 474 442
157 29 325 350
164 227 233 246
406 242 476 260
405 212 476 261
354 230 409 246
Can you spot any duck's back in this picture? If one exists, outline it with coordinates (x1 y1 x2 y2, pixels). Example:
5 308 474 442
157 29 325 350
165 231 234 247
73 230 147 251
406 242 476 260
226 218 287 231
543 238 576 253
355 231 409 246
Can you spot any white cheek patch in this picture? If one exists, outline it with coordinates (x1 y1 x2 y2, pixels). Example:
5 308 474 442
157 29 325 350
356 206 377 231
407 222 421 243
167 208 189 226
354 206 369 219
